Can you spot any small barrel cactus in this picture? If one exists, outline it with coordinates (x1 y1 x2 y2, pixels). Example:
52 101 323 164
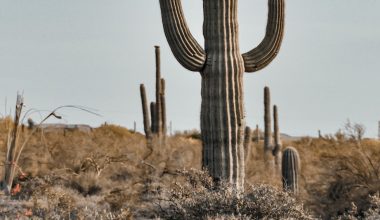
282 146 300 195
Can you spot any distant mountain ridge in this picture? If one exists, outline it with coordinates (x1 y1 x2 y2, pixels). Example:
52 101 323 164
37 123 93 133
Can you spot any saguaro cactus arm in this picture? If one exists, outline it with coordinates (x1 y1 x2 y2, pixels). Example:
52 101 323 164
159 0 206 71
242 0 285 72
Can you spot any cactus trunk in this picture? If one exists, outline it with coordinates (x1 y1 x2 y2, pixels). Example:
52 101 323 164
200 0 245 189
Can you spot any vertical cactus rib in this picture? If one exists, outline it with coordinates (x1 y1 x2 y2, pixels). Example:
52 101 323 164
282 147 300 195
242 0 285 72
155 46 163 136
140 84 151 138
159 0 206 71
160 78 167 137
264 86 272 156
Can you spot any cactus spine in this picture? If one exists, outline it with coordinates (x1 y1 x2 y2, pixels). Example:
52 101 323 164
264 86 273 160
272 105 282 167
159 0 285 189
282 147 300 195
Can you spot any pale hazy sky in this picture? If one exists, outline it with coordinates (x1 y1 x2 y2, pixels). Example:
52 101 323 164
1 0 380 137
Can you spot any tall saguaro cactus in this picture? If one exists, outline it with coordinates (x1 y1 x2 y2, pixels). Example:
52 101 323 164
282 147 300 195
159 0 285 189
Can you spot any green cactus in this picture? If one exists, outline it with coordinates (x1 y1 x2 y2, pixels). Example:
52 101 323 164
264 86 273 161
282 147 300 195
272 105 282 167
159 0 285 189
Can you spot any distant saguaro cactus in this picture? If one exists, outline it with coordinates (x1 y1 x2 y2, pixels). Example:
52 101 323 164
255 124 260 143
264 86 273 160
160 78 167 136
139 46 167 139
282 147 300 195
140 84 151 138
155 46 163 136
244 126 252 163
159 0 285 190
272 105 282 167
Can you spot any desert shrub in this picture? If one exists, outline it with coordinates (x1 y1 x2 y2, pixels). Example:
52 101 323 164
301 122 380 218
336 193 380 220
323 143 380 217
155 169 312 220
1 174 134 219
